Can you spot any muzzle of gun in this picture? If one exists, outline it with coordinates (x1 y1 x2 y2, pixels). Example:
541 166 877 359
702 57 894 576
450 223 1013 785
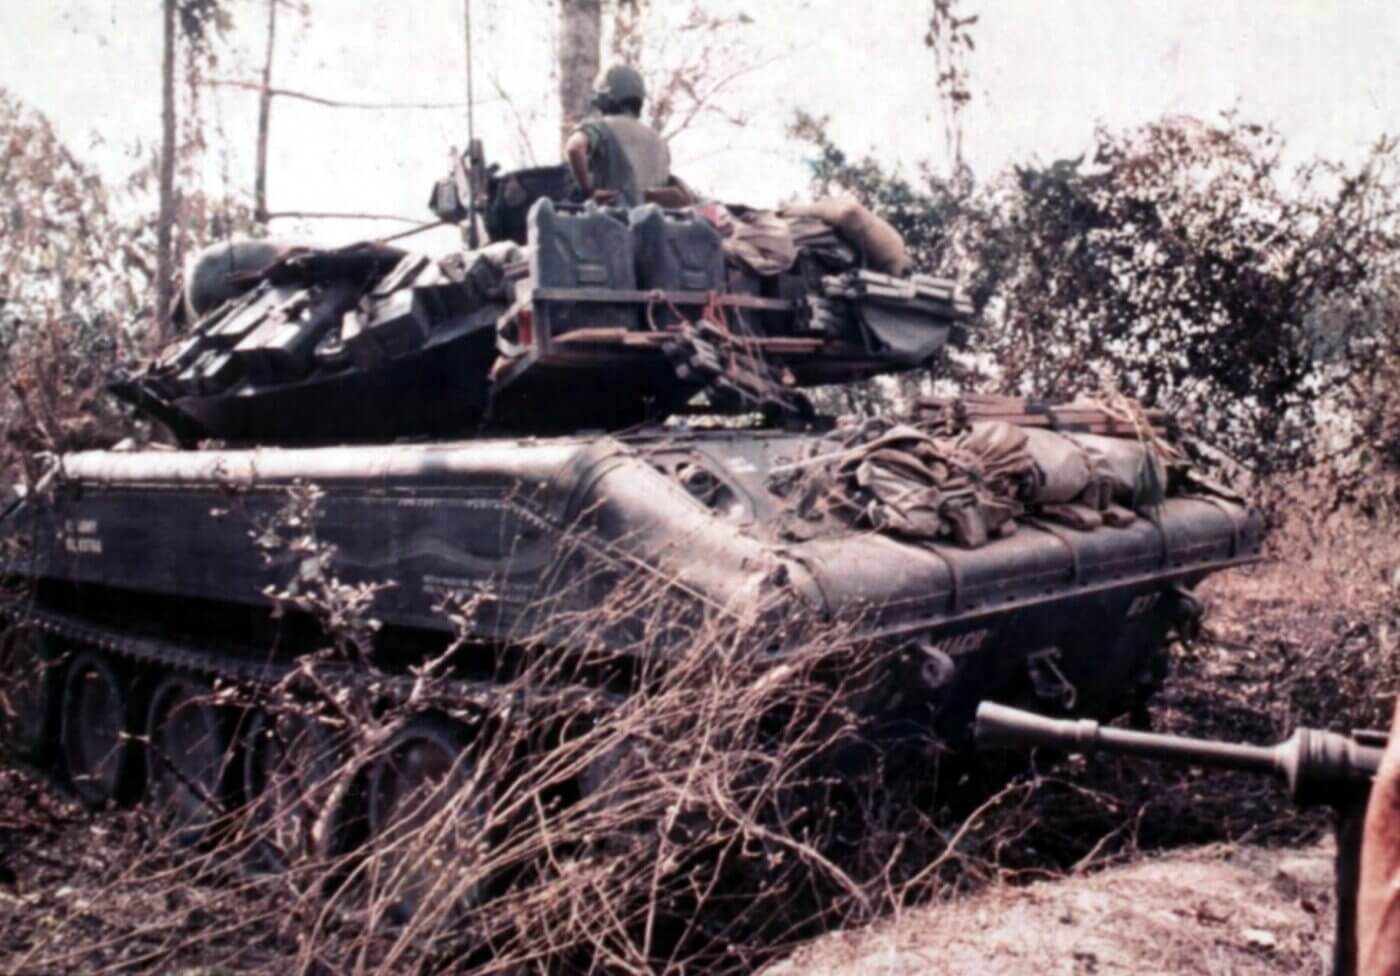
974 701 1385 808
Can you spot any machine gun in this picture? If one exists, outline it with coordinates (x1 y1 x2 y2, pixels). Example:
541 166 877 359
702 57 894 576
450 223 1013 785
973 701 1387 976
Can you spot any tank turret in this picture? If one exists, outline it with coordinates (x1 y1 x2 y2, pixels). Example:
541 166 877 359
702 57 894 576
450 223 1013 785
111 149 973 446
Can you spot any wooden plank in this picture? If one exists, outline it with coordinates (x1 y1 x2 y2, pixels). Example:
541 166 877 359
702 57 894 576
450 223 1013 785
553 328 826 355
922 397 1169 426
531 287 794 312
553 328 656 346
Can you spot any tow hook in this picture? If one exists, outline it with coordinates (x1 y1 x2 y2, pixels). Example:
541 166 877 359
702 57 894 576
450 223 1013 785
914 639 957 691
1027 648 1077 710
1170 585 1205 642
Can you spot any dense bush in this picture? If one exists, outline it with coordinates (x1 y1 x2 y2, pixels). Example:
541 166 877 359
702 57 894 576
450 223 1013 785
0 88 253 468
794 111 1400 486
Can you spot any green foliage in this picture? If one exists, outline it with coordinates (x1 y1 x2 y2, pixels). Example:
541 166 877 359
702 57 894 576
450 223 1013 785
793 111 1400 478
0 90 149 343
0 88 255 461
0 89 146 458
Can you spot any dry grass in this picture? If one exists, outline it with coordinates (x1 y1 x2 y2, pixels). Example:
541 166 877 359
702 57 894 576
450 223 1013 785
0 501 977 974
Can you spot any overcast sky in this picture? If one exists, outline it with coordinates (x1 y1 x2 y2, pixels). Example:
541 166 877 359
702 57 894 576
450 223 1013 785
4 1 1398 248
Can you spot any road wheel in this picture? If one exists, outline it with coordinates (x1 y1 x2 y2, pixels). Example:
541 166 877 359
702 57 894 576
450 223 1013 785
241 709 344 870
146 674 235 844
60 650 140 808
362 716 484 925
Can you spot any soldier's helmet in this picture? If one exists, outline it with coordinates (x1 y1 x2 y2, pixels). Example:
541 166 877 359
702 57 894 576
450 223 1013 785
593 64 646 110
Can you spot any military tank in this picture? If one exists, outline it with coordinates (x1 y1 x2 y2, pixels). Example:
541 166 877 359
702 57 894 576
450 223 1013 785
0 149 1264 874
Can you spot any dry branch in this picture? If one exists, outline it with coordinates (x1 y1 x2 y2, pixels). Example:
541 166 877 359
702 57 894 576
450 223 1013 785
204 77 494 112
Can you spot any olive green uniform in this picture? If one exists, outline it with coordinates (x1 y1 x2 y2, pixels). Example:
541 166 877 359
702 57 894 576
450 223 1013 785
574 114 671 208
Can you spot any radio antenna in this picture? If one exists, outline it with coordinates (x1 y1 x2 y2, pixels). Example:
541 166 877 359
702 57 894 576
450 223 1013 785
464 0 476 149
462 0 481 247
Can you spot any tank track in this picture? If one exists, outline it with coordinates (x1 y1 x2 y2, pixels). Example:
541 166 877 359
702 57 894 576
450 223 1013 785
6 601 615 719
3 600 619 919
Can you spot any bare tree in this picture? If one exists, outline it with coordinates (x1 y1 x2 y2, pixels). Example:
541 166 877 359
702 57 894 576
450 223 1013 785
608 2 766 143
205 1 480 229
254 0 277 223
557 0 601 148
156 0 178 344
925 0 978 177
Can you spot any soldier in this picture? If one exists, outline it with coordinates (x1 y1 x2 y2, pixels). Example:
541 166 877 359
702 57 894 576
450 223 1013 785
565 64 682 208
1358 695 1400 974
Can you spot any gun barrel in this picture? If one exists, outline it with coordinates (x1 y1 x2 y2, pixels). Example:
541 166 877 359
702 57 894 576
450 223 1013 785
975 702 1385 805
975 702 1283 776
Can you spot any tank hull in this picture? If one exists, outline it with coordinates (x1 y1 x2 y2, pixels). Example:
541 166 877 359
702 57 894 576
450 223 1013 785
2 430 1263 738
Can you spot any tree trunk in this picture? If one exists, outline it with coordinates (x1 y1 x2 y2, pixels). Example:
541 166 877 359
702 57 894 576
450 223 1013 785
155 0 178 345
254 0 278 224
557 0 601 149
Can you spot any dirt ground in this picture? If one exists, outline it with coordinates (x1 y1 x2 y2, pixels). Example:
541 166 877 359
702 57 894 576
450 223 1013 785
0 757 1345 975
766 842 1337 976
